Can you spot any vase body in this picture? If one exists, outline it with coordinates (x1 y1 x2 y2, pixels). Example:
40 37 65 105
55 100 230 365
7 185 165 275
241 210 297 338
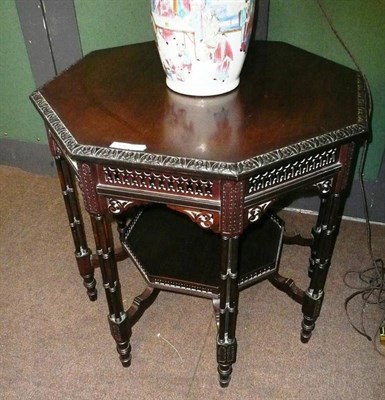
151 0 256 96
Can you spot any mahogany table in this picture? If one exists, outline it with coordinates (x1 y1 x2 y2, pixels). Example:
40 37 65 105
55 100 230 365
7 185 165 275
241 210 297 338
31 41 369 387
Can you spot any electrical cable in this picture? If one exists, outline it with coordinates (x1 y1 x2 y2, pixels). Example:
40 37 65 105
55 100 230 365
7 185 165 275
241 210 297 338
316 0 385 355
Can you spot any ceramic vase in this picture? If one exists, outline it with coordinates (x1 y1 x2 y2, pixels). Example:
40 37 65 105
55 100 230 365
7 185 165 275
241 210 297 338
151 0 256 96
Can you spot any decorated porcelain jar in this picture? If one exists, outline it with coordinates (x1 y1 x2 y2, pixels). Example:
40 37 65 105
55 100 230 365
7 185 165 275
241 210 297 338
151 0 256 96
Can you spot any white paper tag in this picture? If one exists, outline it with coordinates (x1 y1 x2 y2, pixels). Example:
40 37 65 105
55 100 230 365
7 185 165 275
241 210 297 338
110 141 147 151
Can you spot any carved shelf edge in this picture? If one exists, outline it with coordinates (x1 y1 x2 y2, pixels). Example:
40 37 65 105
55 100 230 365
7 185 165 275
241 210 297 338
121 206 284 299
30 75 367 178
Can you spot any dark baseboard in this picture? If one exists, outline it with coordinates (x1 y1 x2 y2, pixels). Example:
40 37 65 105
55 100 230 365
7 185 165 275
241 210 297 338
0 139 56 177
287 178 384 224
288 154 385 224
1 138 384 223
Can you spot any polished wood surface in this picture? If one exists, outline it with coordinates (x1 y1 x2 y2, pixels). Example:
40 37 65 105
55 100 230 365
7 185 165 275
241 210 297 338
39 41 360 163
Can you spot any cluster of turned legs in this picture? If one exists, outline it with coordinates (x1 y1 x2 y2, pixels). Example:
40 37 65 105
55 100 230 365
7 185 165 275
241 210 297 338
56 155 342 387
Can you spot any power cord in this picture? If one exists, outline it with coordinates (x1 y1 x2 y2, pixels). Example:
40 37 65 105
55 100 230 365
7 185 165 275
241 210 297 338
343 141 385 355
317 0 385 355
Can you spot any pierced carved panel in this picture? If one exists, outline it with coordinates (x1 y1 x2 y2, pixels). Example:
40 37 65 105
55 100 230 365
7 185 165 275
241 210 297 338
248 148 338 195
103 167 213 198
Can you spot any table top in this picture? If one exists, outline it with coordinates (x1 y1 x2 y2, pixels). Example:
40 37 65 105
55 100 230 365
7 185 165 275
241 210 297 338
31 41 368 178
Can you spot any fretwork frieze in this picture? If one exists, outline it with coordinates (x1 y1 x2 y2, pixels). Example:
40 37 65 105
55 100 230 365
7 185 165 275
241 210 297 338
248 148 337 195
103 167 214 198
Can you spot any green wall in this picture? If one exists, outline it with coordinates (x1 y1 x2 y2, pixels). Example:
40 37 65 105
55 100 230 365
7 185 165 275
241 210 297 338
74 0 154 54
268 0 385 179
0 0 45 144
0 0 154 147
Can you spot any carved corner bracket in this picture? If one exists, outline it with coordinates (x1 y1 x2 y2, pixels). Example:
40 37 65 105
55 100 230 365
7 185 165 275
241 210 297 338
313 178 333 197
247 200 274 223
108 199 136 215
182 209 215 230
168 205 218 232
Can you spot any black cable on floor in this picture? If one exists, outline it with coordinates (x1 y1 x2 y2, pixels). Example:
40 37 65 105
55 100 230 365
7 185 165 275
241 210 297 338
317 0 385 355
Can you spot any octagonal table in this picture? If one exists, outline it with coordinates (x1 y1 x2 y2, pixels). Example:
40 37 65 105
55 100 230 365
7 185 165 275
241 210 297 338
31 40 368 387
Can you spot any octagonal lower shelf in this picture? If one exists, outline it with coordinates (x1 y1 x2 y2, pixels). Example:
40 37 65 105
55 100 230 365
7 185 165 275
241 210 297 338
122 205 284 298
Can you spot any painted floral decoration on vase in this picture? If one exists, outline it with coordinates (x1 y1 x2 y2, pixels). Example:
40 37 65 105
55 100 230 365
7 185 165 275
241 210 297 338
151 0 255 96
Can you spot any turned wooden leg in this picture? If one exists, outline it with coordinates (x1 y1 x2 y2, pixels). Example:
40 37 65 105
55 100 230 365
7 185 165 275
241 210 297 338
90 214 130 268
301 190 342 343
217 236 239 387
212 298 220 329
91 214 132 366
55 156 97 301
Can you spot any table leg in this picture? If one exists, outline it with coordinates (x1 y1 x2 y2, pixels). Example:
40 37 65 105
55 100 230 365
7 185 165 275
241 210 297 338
90 214 132 367
54 156 97 301
217 236 239 387
301 188 342 343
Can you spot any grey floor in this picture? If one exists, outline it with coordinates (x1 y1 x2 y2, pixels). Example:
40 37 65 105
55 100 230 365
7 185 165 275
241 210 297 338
1 165 384 400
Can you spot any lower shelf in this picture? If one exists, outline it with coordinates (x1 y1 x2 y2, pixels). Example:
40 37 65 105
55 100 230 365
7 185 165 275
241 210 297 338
122 205 284 298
